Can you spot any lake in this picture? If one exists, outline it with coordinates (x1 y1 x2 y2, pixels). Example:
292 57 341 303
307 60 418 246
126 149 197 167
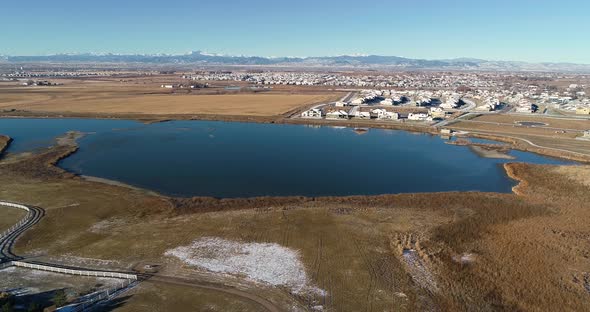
0 118 574 198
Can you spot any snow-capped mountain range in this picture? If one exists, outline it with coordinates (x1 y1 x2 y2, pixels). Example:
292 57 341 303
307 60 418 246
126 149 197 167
1 51 590 72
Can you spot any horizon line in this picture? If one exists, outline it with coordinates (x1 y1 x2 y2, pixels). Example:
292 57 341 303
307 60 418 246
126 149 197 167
2 51 590 66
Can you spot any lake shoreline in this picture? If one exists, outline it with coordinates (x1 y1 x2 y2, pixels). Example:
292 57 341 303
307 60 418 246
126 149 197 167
1 118 575 199
0 135 12 156
1 112 589 164
0 138 523 211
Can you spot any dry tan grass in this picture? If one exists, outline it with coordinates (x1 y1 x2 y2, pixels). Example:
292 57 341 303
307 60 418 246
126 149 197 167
0 135 10 154
450 120 590 157
552 165 590 187
452 120 580 138
425 163 590 311
114 282 263 312
0 206 25 232
0 83 339 116
473 114 590 131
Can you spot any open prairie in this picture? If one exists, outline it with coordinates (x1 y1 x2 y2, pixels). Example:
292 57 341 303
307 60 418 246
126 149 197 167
113 282 264 312
0 80 339 116
449 114 590 157
469 114 590 131
0 206 25 232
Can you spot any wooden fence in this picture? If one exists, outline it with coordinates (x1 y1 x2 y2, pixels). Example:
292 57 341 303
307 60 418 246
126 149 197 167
2 261 138 280
0 201 32 239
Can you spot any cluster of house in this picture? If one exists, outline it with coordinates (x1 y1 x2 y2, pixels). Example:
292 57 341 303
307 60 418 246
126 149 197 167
18 79 60 86
180 71 590 116
475 98 501 111
302 107 401 120
1 69 115 79
302 106 443 122
160 82 210 89
505 82 590 114
349 90 402 105
185 71 506 89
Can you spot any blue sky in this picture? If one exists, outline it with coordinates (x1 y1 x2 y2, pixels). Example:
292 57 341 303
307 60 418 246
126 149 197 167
1 0 589 63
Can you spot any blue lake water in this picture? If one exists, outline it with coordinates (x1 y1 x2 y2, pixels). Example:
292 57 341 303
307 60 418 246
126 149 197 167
0 118 574 198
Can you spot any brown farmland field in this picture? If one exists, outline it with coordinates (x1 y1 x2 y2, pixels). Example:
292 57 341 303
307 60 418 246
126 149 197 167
0 82 339 116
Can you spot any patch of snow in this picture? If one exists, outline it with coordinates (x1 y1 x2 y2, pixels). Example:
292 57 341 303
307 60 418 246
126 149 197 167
88 218 125 234
452 252 476 265
165 237 325 296
59 255 122 267
0 266 16 273
402 249 438 293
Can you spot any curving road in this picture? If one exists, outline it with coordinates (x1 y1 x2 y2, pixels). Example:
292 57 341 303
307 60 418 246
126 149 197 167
0 202 44 261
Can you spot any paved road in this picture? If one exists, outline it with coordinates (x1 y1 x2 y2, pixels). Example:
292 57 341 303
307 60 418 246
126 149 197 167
0 202 44 261
340 91 357 103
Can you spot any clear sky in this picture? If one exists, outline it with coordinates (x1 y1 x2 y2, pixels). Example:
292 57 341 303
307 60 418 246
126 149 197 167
1 0 589 63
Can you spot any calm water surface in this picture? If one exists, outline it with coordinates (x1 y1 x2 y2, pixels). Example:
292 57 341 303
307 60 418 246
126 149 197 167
0 118 574 197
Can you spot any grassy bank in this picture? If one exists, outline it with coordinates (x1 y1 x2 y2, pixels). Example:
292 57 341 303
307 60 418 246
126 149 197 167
0 135 11 155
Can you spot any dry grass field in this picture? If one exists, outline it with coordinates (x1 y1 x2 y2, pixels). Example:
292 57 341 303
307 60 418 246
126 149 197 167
1 137 590 310
0 80 339 117
114 282 263 312
450 114 590 157
472 114 590 131
0 206 25 232
452 119 581 139
457 127 590 157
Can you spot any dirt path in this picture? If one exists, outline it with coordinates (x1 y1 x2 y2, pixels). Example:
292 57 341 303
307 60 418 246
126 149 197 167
147 274 283 312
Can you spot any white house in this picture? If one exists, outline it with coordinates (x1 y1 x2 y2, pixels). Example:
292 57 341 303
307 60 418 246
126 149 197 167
301 108 323 119
415 97 431 106
476 103 495 111
515 103 537 113
371 109 399 120
326 110 349 120
408 112 433 121
351 98 363 105
334 101 347 107
356 111 371 119
380 98 394 106
352 110 371 119
440 98 459 109
429 107 446 119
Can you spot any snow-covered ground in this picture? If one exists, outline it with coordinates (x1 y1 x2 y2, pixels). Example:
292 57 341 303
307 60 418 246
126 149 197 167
88 218 126 234
165 237 325 296
402 249 438 293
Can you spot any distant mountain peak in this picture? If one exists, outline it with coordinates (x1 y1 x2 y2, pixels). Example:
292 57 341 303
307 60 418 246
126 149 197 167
2 51 590 73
